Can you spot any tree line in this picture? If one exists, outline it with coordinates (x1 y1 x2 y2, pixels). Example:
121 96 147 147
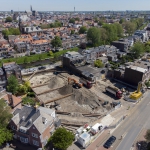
2 28 20 39
87 23 123 47
40 20 62 29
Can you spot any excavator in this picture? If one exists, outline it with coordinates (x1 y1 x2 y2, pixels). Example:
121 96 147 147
129 82 143 100
68 77 83 89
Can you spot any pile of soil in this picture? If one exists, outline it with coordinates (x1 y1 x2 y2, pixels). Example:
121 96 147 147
48 76 65 89
58 85 73 95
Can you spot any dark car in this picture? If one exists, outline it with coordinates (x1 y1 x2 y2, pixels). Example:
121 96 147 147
38 66 46 70
103 136 116 149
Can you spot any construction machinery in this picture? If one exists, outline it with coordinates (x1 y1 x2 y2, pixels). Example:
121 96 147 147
105 86 123 99
79 78 95 89
129 82 142 100
68 77 83 89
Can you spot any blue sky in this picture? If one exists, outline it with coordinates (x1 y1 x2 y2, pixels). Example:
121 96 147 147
1 0 150 11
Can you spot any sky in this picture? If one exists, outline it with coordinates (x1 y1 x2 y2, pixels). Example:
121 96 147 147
1 0 150 11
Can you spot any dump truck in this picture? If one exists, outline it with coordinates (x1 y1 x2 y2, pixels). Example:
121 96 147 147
105 86 122 99
79 78 95 89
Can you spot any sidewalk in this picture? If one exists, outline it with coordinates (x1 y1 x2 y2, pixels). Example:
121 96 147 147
132 128 147 150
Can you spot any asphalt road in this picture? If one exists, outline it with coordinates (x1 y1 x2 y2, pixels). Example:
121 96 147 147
109 92 150 150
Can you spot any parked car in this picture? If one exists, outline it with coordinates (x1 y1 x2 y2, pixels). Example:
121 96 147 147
103 136 116 149
38 66 46 70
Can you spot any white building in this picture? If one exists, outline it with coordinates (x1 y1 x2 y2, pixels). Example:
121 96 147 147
77 132 91 148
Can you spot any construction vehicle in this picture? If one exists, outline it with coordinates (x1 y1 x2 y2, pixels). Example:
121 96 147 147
79 78 95 89
105 86 123 99
68 77 83 89
129 82 142 100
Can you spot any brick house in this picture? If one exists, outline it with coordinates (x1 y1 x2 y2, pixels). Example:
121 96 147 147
9 106 55 148
2 92 22 111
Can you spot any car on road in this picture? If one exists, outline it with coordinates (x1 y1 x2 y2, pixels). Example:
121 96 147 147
103 136 116 149
38 66 46 70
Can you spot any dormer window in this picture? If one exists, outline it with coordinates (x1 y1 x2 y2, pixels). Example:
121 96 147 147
42 117 47 124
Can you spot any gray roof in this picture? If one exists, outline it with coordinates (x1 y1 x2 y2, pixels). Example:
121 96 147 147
12 106 54 134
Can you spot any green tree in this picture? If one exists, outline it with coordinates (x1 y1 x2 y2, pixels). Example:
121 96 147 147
79 26 87 34
123 21 136 35
69 18 75 24
0 127 13 146
51 36 62 50
49 128 74 150
24 57 28 63
98 20 105 26
0 100 13 146
22 96 35 106
94 60 104 68
2 28 20 39
74 17 80 21
87 27 101 47
71 30 75 35
119 18 125 24
99 28 108 45
114 23 123 38
131 42 145 58
5 17 12 22
103 24 118 43
49 51 54 57
145 129 150 142
7 75 19 95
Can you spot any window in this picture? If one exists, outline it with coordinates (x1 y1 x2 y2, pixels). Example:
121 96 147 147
20 129 26 133
20 137 28 143
33 140 39 146
11 125 16 130
32 133 38 138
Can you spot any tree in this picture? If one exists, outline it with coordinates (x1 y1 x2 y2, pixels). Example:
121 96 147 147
69 18 75 24
22 96 35 106
94 60 104 68
87 27 101 47
51 36 62 50
2 28 20 39
114 23 123 38
119 18 125 24
99 28 108 45
5 17 12 22
49 51 54 57
103 24 118 44
122 21 136 35
79 26 87 34
7 75 19 95
74 17 80 21
131 42 145 58
0 127 13 146
49 128 74 150
145 129 150 142
0 100 13 146
71 30 75 35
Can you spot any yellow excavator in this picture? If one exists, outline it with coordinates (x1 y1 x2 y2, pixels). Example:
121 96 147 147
129 82 142 100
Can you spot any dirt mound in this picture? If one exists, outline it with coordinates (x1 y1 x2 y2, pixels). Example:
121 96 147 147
73 88 99 105
48 76 65 89
58 85 73 95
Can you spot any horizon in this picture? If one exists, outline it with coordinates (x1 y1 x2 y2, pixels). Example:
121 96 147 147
1 0 150 12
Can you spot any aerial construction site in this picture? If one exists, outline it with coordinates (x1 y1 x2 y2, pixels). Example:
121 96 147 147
22 69 131 132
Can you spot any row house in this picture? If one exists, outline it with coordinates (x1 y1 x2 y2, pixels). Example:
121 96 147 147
9 106 55 148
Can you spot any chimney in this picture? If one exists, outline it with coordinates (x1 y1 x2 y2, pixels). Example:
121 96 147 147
7 92 13 106
34 105 39 112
